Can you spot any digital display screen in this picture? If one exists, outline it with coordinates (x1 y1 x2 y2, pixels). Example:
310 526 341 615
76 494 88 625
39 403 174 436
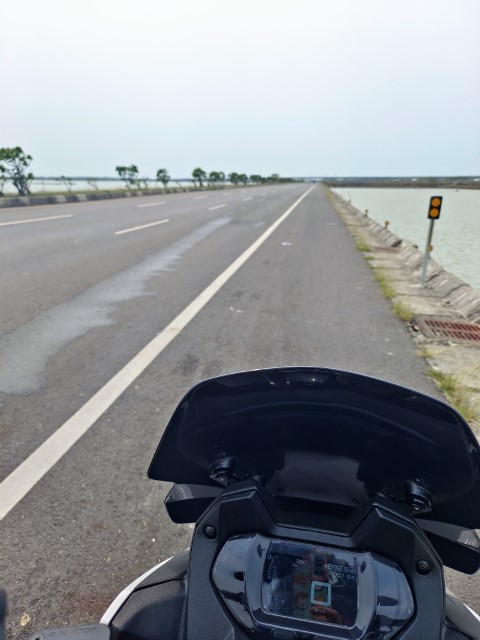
262 541 358 627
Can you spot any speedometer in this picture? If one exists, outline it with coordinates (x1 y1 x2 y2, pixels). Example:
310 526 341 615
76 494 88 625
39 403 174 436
262 541 358 627
213 535 414 640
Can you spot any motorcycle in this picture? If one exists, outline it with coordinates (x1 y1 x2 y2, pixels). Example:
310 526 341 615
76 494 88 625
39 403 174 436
24 367 480 639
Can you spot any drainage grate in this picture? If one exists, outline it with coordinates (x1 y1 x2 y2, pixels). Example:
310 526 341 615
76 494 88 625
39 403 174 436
414 316 480 344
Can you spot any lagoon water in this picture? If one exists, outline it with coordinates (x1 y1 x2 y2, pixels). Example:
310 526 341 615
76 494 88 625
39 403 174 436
2 179 196 194
334 188 480 290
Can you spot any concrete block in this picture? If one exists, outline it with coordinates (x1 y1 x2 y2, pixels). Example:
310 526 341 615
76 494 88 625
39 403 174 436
428 272 466 297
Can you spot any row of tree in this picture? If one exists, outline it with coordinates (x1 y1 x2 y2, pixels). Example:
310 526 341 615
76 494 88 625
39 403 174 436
0 147 290 196
116 165 286 189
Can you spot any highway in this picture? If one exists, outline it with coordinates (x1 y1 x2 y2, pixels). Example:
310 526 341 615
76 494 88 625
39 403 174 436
0 184 477 637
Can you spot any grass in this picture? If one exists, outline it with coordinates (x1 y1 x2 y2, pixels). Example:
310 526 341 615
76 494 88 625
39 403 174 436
416 346 434 359
393 301 414 322
356 241 372 253
427 369 479 424
373 269 396 300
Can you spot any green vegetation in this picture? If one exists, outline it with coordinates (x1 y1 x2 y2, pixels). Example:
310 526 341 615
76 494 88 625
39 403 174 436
0 155 294 199
392 301 414 322
192 167 207 187
427 369 478 424
228 172 248 186
115 164 140 189
156 168 170 188
208 171 225 186
372 269 396 300
356 241 372 253
0 146 34 195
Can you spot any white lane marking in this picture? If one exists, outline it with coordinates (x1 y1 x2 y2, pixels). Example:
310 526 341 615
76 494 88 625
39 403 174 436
137 201 166 208
243 197 253 201
115 219 170 235
0 185 315 520
192 195 207 199
208 204 227 211
0 214 73 227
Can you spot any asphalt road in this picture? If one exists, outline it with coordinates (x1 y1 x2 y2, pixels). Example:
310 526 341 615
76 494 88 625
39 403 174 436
1 185 478 638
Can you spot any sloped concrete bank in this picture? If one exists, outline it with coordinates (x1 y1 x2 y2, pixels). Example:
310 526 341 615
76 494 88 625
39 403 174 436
327 187 480 432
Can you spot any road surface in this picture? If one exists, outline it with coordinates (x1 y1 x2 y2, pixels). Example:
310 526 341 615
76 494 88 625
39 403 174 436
0 184 477 637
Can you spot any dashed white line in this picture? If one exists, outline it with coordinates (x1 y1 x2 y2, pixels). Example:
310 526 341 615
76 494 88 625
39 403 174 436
0 185 315 520
137 202 166 208
0 214 73 227
192 195 208 200
208 204 227 211
243 197 253 202
115 219 170 235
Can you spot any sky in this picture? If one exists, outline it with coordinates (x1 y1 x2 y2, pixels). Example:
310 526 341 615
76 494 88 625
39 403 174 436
2 0 479 178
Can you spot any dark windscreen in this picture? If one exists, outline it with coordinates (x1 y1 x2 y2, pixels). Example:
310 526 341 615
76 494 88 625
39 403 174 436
148 367 480 528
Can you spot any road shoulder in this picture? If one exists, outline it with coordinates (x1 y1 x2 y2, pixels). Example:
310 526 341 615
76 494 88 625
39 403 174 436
326 186 480 435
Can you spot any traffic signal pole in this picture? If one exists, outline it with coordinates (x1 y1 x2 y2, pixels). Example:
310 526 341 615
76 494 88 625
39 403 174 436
420 218 435 286
420 196 443 287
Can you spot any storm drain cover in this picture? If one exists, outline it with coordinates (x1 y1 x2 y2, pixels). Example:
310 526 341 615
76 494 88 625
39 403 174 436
415 316 480 344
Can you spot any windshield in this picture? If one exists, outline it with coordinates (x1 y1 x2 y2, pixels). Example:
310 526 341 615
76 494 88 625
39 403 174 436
149 367 480 528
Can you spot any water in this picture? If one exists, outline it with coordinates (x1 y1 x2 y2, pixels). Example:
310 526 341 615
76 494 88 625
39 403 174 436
334 188 480 290
2 179 206 195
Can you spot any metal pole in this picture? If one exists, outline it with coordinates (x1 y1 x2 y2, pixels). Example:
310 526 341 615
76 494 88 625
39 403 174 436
420 219 435 286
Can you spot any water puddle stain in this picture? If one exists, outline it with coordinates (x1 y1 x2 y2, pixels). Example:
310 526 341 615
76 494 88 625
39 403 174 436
0 217 229 395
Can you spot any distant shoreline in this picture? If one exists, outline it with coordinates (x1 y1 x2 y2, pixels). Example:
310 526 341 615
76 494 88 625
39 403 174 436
323 179 480 189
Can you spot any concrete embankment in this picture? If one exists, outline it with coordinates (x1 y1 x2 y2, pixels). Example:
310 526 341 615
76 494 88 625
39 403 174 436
327 187 480 432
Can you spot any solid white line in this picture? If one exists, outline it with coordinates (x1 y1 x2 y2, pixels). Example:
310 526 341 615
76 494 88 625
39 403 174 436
0 185 315 520
0 214 73 227
115 219 170 235
208 204 227 211
243 197 253 201
137 202 166 208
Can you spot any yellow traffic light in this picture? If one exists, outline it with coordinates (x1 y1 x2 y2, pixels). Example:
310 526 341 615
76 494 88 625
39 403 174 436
428 196 443 219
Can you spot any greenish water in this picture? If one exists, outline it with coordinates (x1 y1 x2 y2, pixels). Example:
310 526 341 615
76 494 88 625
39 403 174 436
334 188 480 290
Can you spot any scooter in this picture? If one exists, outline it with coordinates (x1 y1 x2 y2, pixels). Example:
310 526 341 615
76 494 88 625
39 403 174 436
26 367 480 639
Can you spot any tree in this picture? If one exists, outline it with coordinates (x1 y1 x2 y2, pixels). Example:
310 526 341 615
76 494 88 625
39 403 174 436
208 171 225 186
192 167 207 188
238 173 248 185
250 174 262 184
60 176 74 192
115 164 139 189
228 172 240 185
156 168 170 188
0 147 34 195
208 171 219 186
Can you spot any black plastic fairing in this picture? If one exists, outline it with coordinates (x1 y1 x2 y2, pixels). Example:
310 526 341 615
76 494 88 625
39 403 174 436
149 367 480 529
110 552 189 640
184 479 445 640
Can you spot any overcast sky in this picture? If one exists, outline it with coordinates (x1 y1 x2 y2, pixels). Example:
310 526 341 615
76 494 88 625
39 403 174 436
2 0 479 178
